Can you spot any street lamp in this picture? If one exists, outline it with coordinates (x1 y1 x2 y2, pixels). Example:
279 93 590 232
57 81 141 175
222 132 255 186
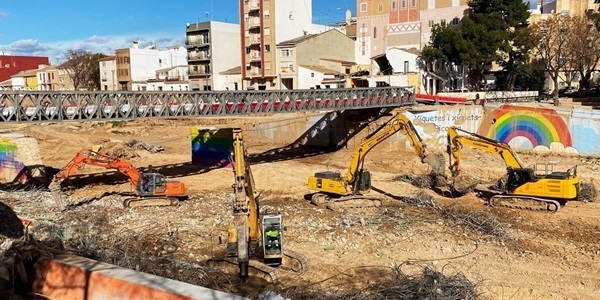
111 70 115 91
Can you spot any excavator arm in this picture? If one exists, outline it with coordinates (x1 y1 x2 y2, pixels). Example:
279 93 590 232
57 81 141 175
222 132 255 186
227 128 260 280
446 126 525 177
344 112 444 190
50 147 186 210
52 148 142 188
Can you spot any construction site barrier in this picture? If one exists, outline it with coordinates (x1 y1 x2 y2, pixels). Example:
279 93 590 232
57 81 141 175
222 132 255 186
0 87 415 123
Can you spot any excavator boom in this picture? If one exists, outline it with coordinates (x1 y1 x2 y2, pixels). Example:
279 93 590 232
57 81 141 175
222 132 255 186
307 112 445 210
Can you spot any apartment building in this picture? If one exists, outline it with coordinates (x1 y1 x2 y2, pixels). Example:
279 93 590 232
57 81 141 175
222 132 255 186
115 42 187 91
277 29 355 89
356 0 390 65
529 0 600 23
186 21 241 91
36 65 58 91
0 54 49 82
239 0 329 90
99 56 117 91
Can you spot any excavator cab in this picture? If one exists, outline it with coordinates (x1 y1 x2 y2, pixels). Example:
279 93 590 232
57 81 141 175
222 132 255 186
261 214 283 266
137 173 167 196
506 168 537 191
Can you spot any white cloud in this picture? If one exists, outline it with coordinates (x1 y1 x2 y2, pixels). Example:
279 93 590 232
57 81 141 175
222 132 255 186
0 32 184 64
0 11 6 19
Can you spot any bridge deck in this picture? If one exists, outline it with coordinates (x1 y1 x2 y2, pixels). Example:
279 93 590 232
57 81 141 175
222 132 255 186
0 87 414 123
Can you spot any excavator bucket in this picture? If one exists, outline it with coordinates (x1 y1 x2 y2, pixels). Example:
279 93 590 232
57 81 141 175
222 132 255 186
451 174 481 194
423 153 446 176
49 181 65 211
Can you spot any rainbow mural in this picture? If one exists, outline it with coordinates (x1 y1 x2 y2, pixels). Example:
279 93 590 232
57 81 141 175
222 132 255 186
190 127 234 168
477 104 573 150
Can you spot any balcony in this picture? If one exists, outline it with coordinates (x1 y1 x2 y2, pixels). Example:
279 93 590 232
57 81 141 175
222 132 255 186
189 69 210 76
247 18 260 29
249 37 261 45
188 52 210 61
249 53 261 62
247 0 260 12
186 37 210 47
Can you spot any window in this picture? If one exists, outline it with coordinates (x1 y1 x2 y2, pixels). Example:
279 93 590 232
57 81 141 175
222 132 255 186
451 17 460 26
360 2 367 12
378 3 383 12
246 47 251 53
264 27 270 35
401 0 406 9
392 0 397 10
410 0 416 8
264 10 270 18
281 49 293 57
265 45 270 52
441 19 447 26
311 72 315 77
428 20 434 27
404 61 409 73
244 13 249 21
373 27 377 39
265 61 271 70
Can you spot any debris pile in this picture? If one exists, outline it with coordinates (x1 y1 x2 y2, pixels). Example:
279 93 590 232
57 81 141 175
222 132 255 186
441 204 508 239
278 265 482 300
98 139 165 159
577 182 598 202
401 191 441 210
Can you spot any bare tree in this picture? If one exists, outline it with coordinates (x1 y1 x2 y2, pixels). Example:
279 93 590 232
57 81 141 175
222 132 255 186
528 15 573 98
566 15 600 95
63 49 105 91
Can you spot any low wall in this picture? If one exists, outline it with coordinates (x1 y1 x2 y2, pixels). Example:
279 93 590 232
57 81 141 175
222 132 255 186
190 127 235 168
438 91 538 100
0 134 45 185
188 103 600 163
30 254 249 300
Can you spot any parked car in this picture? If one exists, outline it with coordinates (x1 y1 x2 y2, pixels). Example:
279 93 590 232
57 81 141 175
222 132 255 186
559 86 577 96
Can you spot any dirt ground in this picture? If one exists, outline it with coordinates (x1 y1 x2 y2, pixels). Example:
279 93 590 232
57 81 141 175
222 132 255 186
1 112 600 299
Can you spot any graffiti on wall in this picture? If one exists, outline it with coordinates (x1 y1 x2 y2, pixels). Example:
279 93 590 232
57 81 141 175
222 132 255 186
0 139 29 183
190 127 234 168
405 107 484 151
477 104 578 154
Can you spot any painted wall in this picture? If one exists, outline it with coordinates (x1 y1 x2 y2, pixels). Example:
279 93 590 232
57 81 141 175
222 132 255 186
190 127 234 168
0 135 45 184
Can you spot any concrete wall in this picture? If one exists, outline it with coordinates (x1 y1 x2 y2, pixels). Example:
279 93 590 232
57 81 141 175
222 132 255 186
187 103 600 166
0 134 45 185
190 127 234 168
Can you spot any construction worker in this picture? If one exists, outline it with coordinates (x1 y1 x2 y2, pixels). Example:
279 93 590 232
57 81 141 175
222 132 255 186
265 228 280 249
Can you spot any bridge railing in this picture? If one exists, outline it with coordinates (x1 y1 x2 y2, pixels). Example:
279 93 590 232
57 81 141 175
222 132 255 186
0 87 415 123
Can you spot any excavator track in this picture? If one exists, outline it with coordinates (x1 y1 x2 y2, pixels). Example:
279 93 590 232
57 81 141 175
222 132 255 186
207 249 309 282
311 193 382 211
123 197 181 208
488 195 561 213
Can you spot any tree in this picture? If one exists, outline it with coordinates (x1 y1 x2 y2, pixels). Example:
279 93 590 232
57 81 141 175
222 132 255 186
467 0 532 91
528 15 572 98
419 0 532 91
566 13 600 95
63 49 106 90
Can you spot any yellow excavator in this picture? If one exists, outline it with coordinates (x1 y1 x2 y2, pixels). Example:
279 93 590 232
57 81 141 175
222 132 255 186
223 128 306 282
446 126 580 212
306 112 446 210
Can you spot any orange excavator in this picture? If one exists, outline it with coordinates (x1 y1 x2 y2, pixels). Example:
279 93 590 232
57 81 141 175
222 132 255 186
49 147 187 210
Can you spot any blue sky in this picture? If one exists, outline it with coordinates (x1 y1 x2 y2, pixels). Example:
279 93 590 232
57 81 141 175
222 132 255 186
0 0 355 63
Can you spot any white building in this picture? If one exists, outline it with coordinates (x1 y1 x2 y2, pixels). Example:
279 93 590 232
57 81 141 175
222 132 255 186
186 21 241 91
115 42 187 91
369 48 420 89
297 65 344 89
99 56 117 91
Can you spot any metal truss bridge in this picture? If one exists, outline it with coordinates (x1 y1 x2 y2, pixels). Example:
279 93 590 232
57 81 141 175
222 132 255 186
0 86 414 123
